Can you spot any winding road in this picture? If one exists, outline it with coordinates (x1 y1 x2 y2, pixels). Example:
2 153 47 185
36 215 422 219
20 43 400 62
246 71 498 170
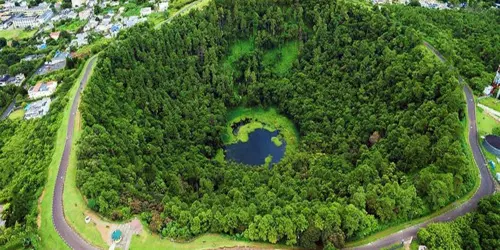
52 56 98 250
50 31 495 250
348 43 497 249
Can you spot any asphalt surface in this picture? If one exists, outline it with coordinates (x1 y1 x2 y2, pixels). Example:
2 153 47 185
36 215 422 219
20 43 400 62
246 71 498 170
348 43 496 249
0 100 15 120
52 56 98 250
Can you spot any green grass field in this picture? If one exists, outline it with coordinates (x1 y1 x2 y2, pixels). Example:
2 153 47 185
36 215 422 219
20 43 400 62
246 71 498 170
0 29 36 40
222 107 299 156
223 39 298 75
8 109 24 120
222 39 255 71
38 56 98 250
479 96 500 112
56 20 88 32
262 41 299 75
129 232 297 250
476 105 500 176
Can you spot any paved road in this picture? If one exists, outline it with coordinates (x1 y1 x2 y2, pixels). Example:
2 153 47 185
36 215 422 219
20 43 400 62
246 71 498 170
349 43 496 249
0 100 15 120
52 56 98 250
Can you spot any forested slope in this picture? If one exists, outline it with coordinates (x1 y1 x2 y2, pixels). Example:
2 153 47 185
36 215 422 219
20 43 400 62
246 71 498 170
77 0 473 248
389 5 500 92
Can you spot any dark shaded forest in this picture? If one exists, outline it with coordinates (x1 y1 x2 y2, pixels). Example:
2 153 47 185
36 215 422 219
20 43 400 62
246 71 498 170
76 0 479 248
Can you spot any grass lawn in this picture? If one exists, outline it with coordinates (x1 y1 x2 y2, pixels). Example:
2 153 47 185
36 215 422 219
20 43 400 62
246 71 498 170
56 20 88 32
38 56 98 250
147 12 167 26
262 41 299 75
223 39 299 75
0 29 36 40
222 39 255 71
476 106 497 136
476 105 500 176
8 109 24 120
479 96 500 112
123 2 142 17
222 107 299 156
75 38 112 57
129 232 298 250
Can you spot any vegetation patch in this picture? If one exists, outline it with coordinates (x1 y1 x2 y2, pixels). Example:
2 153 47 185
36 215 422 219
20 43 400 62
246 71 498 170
262 41 299 75
479 96 500 112
223 107 298 153
8 109 24 120
0 29 36 40
56 19 88 32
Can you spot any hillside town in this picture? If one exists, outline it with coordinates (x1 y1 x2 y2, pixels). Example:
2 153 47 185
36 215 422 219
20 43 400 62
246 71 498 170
0 0 170 120
1 0 168 47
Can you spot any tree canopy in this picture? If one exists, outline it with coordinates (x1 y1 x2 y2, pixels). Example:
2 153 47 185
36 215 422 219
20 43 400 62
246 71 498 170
76 0 478 248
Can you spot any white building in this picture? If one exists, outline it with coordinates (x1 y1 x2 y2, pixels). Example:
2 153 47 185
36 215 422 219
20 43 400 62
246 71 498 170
140 7 152 16
28 81 57 99
50 51 70 64
79 8 92 20
25 97 51 119
12 16 38 28
71 32 88 47
158 2 169 12
72 0 87 8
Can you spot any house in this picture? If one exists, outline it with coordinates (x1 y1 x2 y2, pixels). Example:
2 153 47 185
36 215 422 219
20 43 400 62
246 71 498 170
12 16 38 28
110 23 121 37
50 51 70 64
124 16 139 27
12 9 53 28
84 19 98 31
140 7 152 16
28 81 57 99
71 32 88 47
50 31 60 40
22 54 44 62
37 43 47 50
0 75 10 86
79 8 92 20
72 0 87 8
483 86 494 96
0 74 25 87
24 97 51 119
158 2 168 12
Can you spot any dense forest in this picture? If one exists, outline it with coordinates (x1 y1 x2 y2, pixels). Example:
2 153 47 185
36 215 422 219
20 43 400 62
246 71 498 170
417 193 500 249
75 0 481 248
388 5 500 92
